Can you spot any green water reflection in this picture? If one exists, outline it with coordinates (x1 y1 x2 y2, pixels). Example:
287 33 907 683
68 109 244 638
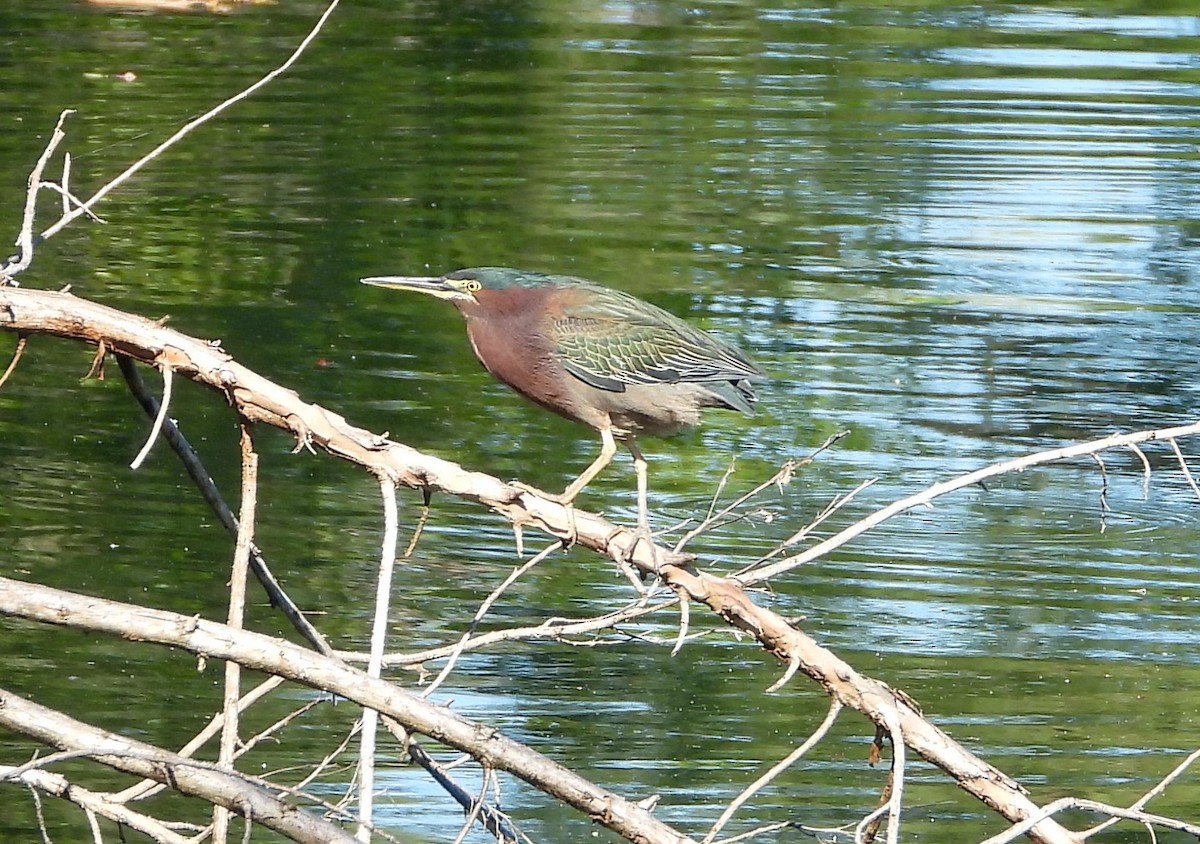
2 0 1199 841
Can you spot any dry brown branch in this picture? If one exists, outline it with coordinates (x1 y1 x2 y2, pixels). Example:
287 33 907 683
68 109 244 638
0 686 359 844
0 285 683 570
4 51 1190 834
654 561 1081 844
0 3 552 841
122 354 548 840
0 578 695 844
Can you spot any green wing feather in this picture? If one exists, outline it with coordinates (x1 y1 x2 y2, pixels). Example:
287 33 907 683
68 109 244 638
549 283 764 404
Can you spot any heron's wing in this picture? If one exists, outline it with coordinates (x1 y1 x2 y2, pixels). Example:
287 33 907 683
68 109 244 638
550 286 764 394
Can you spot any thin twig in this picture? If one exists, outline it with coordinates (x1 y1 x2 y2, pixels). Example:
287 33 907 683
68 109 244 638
712 820 794 844
290 723 360 796
3 766 190 844
5 751 97 782
765 655 801 694
38 179 103 223
675 459 795 554
0 335 28 389
357 476 400 841
31 1 342 250
881 706 905 844
84 806 102 844
28 783 51 844
705 458 740 523
3 109 74 281
60 152 72 217
346 599 677 669
401 736 525 844
669 590 690 657
1126 442 1151 499
1168 438 1200 500
84 339 108 380
239 695 324 759
403 489 431 558
855 803 889 843
743 424 1200 586
111 676 287 803
745 477 879 572
1091 452 1109 533
422 540 562 699
129 363 172 469
980 795 1200 844
702 699 843 843
1079 746 1200 839
214 424 258 844
451 768 493 844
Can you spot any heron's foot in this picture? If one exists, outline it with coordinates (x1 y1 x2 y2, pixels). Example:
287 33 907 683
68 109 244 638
511 481 579 548
613 521 663 597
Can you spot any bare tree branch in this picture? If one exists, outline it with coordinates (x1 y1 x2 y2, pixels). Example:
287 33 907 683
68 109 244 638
1 765 191 844
0 688 360 844
741 422 1200 585
212 424 259 844
0 578 696 844
357 476 400 841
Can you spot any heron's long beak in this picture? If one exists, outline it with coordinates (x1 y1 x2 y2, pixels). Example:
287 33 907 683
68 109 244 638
361 276 466 301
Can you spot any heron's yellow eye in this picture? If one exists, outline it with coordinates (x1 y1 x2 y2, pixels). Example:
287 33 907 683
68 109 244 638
463 279 482 292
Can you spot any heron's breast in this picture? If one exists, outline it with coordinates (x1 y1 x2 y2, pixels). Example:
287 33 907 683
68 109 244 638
462 301 608 430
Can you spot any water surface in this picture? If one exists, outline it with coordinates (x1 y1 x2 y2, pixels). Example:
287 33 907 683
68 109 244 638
1 1 1198 841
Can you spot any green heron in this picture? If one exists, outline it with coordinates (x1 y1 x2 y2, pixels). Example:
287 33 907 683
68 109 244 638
361 267 766 539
